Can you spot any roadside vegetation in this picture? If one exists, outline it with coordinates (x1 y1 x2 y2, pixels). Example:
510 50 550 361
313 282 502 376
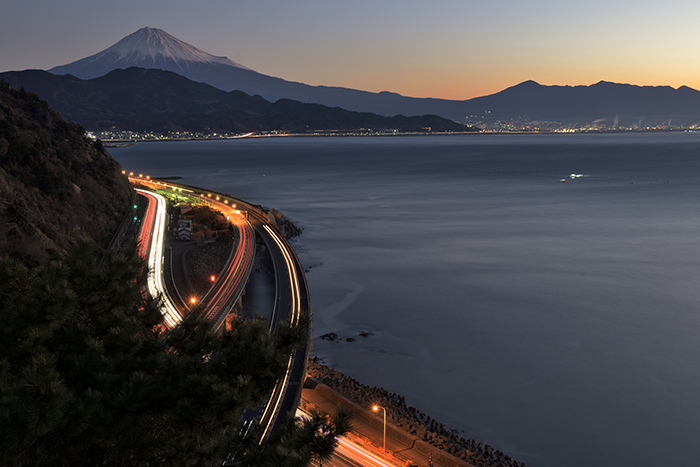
0 85 351 467
0 239 351 466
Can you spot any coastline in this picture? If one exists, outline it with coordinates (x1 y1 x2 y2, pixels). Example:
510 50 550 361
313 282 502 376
307 357 525 467
161 185 525 466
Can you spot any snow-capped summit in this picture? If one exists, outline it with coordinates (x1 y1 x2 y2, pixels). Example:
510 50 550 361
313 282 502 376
49 27 251 80
45 27 456 119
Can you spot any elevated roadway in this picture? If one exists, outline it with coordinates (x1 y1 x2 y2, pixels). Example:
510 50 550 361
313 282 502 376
129 176 310 443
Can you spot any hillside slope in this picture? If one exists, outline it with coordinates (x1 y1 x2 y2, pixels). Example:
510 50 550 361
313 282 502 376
1 68 472 133
0 81 133 263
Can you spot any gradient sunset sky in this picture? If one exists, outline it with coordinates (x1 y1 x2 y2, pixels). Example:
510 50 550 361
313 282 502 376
2 0 698 100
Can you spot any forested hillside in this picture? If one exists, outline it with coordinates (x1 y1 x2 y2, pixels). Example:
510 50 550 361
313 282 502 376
0 84 349 466
0 80 132 263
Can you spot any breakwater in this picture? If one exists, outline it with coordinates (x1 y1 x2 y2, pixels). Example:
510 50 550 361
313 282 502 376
307 357 525 467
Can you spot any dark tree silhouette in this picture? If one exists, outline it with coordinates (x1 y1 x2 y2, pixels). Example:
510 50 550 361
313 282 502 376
0 239 349 466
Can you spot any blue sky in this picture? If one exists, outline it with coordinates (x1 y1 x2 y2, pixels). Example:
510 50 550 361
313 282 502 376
2 0 699 99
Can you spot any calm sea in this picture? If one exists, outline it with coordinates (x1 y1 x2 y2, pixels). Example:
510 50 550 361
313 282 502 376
112 133 700 467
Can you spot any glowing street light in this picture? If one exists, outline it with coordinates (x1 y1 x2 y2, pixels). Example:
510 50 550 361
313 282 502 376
210 275 216 282
372 405 387 453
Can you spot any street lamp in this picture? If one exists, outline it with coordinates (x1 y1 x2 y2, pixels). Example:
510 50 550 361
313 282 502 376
372 405 386 453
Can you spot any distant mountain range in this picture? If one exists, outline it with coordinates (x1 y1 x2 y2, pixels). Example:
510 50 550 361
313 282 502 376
37 27 700 127
0 68 471 133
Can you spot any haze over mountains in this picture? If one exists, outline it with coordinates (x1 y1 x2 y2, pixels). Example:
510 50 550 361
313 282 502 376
3 27 698 127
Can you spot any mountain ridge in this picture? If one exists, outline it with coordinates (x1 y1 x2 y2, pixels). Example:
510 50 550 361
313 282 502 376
37 27 700 126
1 68 472 133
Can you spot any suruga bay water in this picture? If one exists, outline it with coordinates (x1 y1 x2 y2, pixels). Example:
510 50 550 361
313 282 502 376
113 133 700 467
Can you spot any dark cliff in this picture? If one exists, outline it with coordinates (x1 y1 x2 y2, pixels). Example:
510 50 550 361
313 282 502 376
0 81 133 263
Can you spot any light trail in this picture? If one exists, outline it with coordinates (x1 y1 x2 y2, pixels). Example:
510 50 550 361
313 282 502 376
297 408 398 467
258 223 302 443
135 188 182 328
198 205 255 330
130 176 308 447
132 178 255 331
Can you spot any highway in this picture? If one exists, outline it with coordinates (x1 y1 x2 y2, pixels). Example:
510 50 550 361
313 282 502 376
130 176 463 467
297 408 400 467
198 197 256 332
135 188 182 328
129 176 310 445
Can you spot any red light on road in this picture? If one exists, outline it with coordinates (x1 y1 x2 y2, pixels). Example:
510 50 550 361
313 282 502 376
210 275 216 282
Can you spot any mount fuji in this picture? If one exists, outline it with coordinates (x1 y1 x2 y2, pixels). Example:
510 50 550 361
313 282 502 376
44 27 700 126
49 27 254 83
47 27 476 119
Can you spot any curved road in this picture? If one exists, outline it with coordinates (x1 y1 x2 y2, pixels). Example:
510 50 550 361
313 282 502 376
130 177 310 443
135 188 182 328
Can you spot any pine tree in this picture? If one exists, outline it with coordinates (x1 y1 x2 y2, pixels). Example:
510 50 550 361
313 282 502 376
0 238 349 466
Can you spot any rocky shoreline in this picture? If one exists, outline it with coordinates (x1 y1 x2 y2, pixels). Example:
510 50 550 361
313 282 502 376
178 207 525 466
307 357 525 467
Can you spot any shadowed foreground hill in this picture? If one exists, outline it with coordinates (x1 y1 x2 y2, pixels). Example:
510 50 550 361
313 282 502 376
0 68 474 133
0 81 132 263
0 83 352 466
